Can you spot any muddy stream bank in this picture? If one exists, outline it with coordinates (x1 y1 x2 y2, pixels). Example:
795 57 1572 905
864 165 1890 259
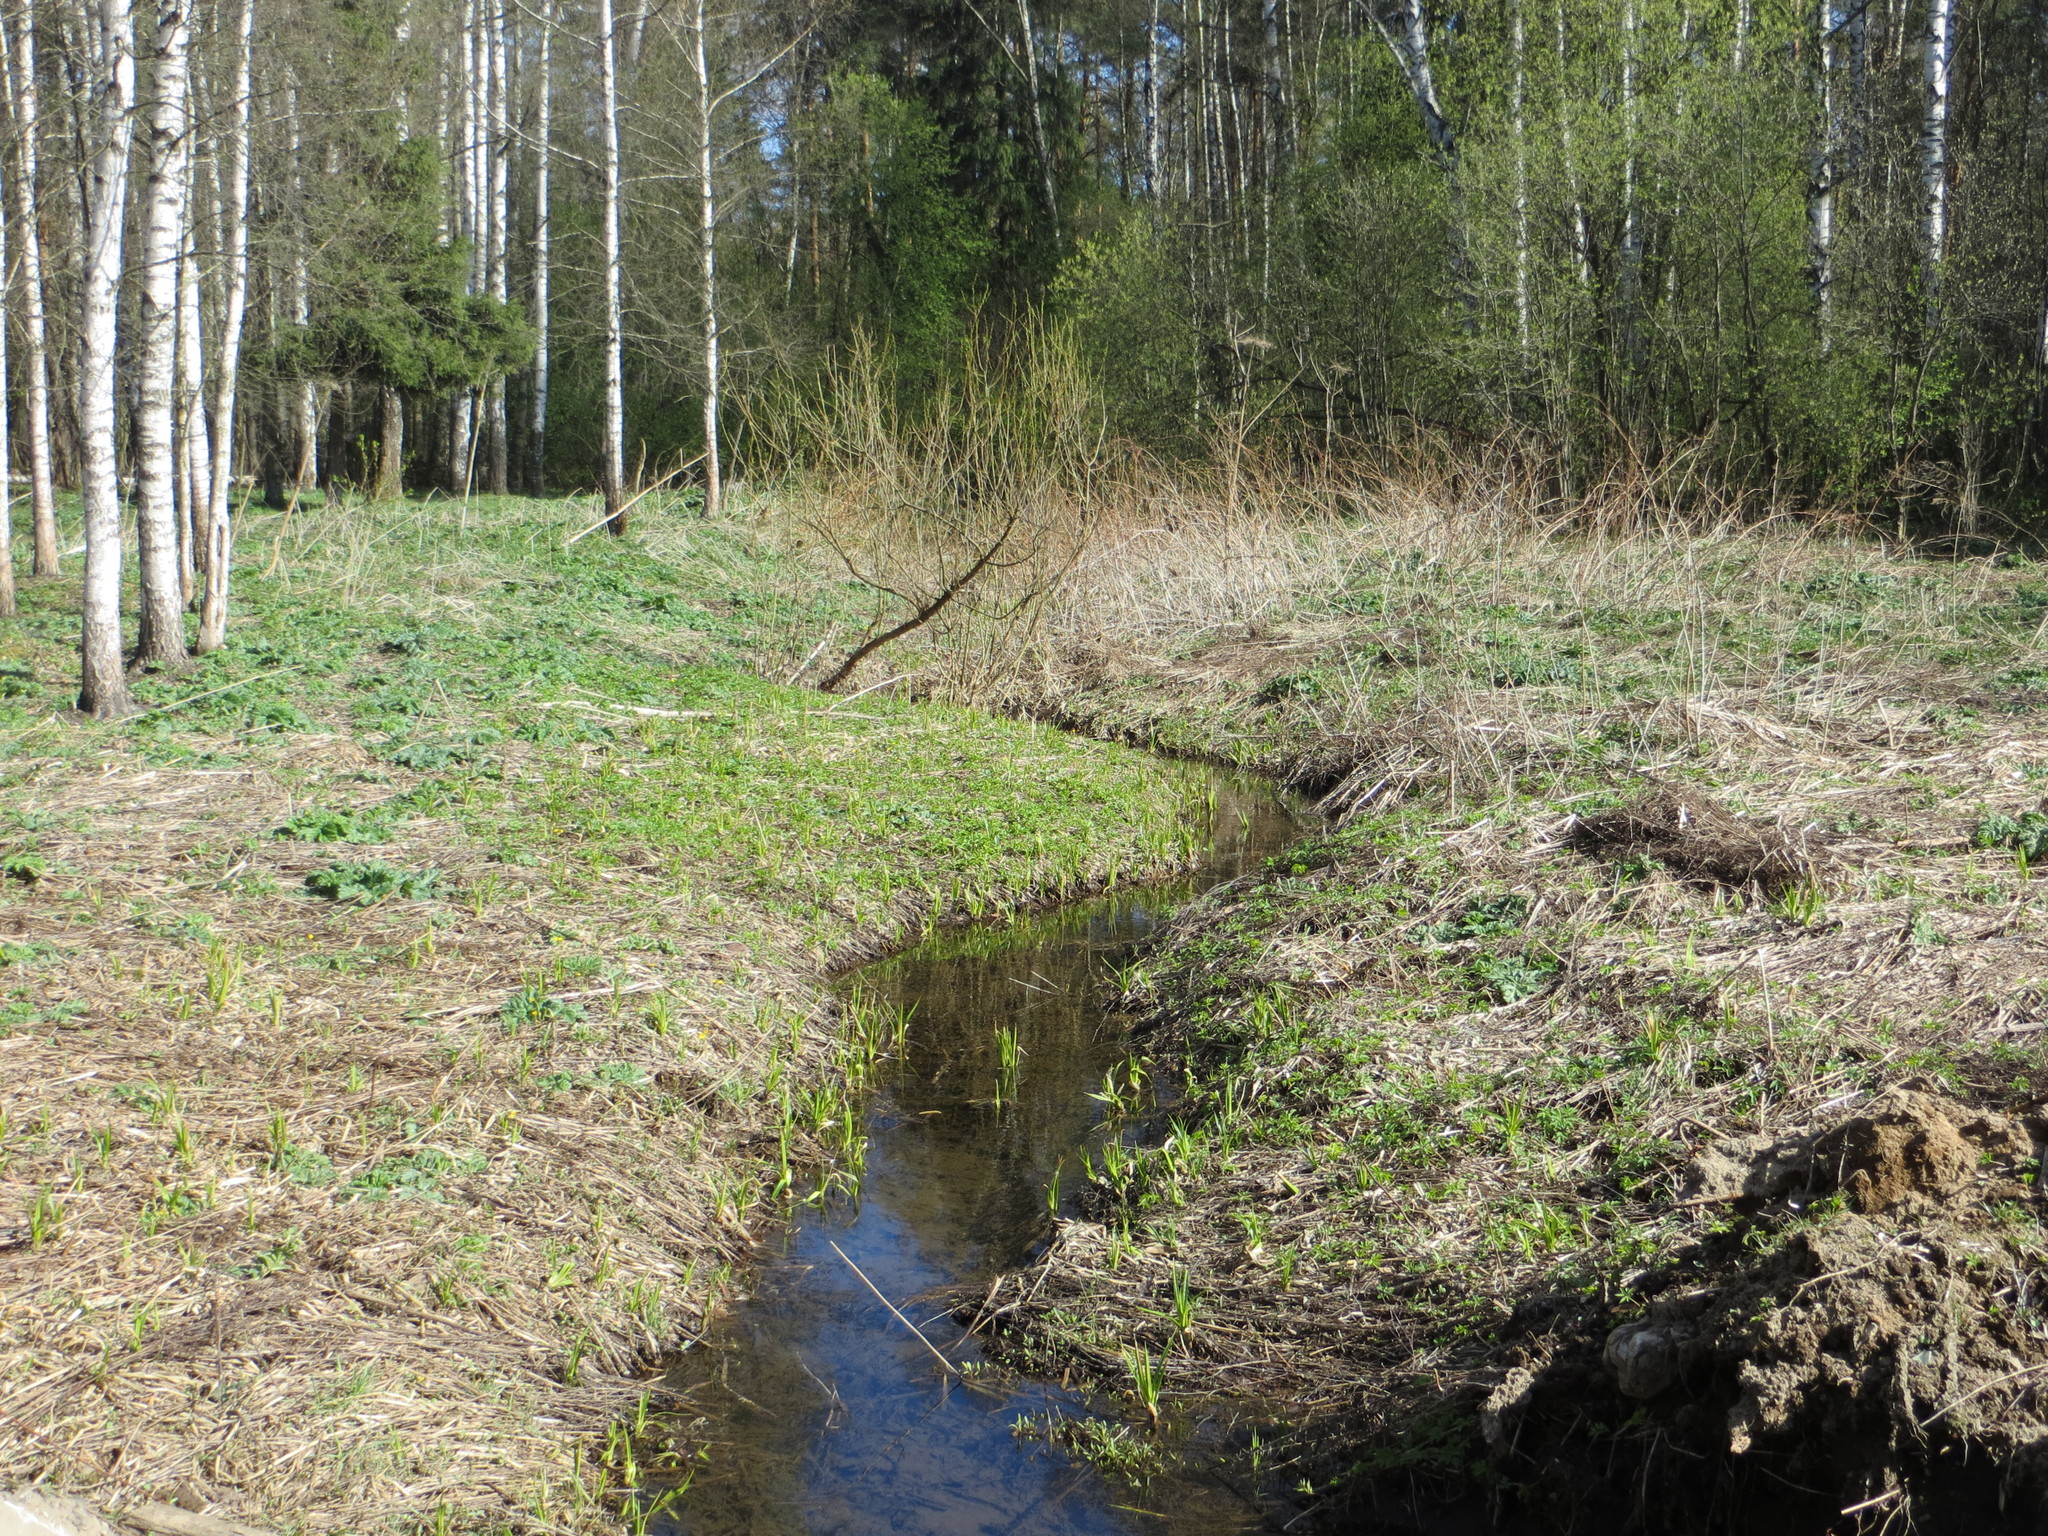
654 775 1319 1536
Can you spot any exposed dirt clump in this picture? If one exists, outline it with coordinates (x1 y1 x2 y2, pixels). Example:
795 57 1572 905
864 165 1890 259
1569 783 1829 895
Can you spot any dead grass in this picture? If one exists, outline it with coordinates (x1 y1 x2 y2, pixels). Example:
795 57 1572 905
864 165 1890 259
0 493 1208 1534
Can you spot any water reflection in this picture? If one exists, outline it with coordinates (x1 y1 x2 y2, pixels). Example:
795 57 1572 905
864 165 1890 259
661 777 1300 1536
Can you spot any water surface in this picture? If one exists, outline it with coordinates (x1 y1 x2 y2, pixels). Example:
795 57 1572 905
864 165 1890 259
661 776 1302 1536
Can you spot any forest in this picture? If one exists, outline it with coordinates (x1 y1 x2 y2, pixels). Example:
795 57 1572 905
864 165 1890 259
8 0 2048 1534
3 0 2048 710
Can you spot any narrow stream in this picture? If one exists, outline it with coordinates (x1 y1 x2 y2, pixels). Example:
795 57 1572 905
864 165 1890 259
659 774 1303 1536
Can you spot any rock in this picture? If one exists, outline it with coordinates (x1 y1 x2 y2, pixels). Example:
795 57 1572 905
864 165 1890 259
1604 1319 1699 1400
1480 1365 1539 1455
0 1492 119 1536
1682 1132 1815 1204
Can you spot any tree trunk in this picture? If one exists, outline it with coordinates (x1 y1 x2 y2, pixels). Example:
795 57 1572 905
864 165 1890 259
1809 0 1838 342
376 386 403 500
176 201 208 601
1618 0 1643 373
1555 0 1589 290
135 0 193 669
1013 0 1059 238
689 0 720 518
1369 0 1454 164
528 0 550 494
486 0 508 493
198 0 252 655
286 80 317 485
1144 0 1160 201
0 94 12 620
1921 0 1954 317
77 0 139 717
1511 0 1530 354
598 0 626 532
4 0 60 578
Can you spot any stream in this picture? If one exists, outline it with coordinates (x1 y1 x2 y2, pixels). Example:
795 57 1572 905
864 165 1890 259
657 773 1304 1536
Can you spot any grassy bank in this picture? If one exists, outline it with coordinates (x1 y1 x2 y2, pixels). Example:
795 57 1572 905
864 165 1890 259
910 485 2048 1532
0 494 1208 1534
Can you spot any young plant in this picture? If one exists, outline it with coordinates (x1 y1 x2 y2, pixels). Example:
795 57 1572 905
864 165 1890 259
1122 1346 1162 1426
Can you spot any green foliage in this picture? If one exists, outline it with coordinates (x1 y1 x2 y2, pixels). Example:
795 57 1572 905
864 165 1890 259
339 1147 486 1203
270 139 532 398
276 807 397 844
305 860 442 904
1413 894 1531 945
1975 811 2048 864
501 985 588 1030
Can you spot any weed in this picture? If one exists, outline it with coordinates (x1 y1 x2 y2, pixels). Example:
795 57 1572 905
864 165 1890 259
305 860 442 904
275 807 397 844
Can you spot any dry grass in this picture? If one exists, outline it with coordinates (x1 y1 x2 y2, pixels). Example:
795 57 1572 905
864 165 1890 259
0 492 1208 1534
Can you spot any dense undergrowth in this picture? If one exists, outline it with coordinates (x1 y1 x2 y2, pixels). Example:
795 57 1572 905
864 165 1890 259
924 488 2048 1532
0 492 1207 1534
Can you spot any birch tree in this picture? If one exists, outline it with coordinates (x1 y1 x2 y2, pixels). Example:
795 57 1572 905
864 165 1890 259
527 0 550 493
134 0 193 668
597 0 626 532
77 0 140 717
688 0 721 517
0 116 12 620
4 0 60 579
1920 0 1954 314
198 0 253 654
177 197 210 600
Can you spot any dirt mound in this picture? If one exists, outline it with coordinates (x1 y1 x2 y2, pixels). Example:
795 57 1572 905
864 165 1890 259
1533 1086 2048 1528
1570 783 1826 894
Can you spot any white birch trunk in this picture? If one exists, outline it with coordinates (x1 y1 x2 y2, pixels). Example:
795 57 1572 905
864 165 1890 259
1809 0 1838 340
689 0 720 518
1369 0 1454 163
1014 0 1059 236
485 0 508 492
0 98 12 619
1733 0 1752 72
198 0 252 654
1144 0 1161 200
135 0 192 666
176 191 208 600
1555 0 1589 290
287 80 316 484
1511 0 1530 353
1921 0 1954 315
1618 0 1643 368
4 0 60 578
77 0 139 717
528 0 550 493
598 0 626 529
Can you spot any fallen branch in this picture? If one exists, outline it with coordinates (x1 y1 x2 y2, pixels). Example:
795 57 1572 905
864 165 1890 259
563 454 706 546
829 1240 958 1376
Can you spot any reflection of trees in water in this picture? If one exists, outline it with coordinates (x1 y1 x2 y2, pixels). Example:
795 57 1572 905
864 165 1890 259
660 774 1300 1536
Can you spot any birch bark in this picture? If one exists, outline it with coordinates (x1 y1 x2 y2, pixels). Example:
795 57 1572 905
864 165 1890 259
3 0 60 577
484 0 508 492
597 0 627 531
1369 0 1454 163
0 107 12 619
689 0 720 517
176 192 209 599
528 0 550 493
1144 0 1160 200
198 0 252 654
1809 0 1838 339
77 0 139 716
1921 0 1954 315
1511 0 1530 353
1014 0 1059 236
135 0 193 667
